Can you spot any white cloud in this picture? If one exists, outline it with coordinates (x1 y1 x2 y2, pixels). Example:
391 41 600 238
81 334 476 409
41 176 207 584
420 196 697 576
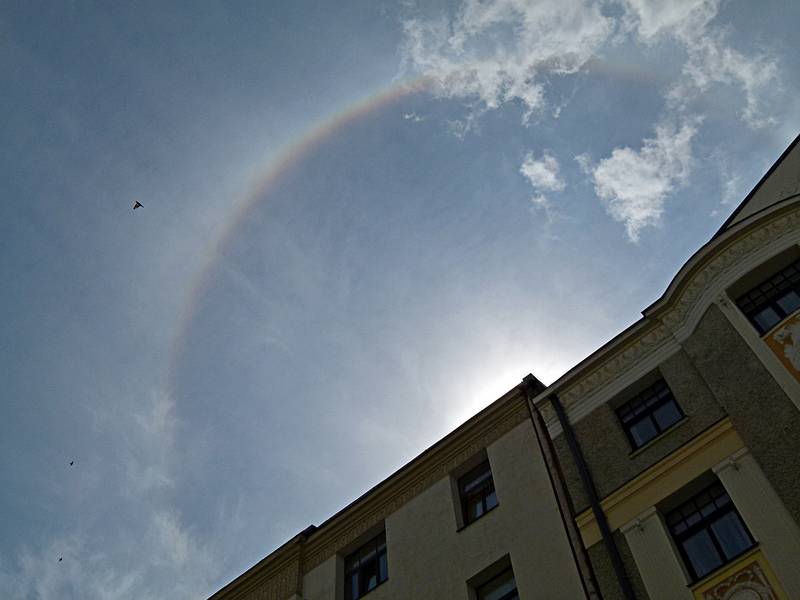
400 0 613 122
403 111 425 122
581 118 700 241
520 152 566 192
400 0 782 239
519 151 565 222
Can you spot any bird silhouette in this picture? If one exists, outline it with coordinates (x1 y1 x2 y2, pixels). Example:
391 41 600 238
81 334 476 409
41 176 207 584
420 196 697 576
58 557 62 562
69 461 74 466
133 201 143 210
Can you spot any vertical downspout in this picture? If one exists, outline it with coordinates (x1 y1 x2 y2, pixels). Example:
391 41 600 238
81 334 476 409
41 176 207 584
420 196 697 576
549 393 638 600
521 376 601 600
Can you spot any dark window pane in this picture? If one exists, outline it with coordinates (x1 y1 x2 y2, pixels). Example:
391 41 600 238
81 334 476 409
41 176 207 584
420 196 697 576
469 497 484 521
347 573 359 600
754 307 781 332
463 470 492 493
460 460 498 525
685 511 702 527
682 530 723 578
653 400 682 430
711 512 753 560
362 558 378 592
629 417 658 447
360 546 376 563
378 552 388 582
344 532 387 599
777 290 800 315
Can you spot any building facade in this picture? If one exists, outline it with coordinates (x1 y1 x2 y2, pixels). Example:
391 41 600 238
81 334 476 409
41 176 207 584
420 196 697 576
211 135 800 600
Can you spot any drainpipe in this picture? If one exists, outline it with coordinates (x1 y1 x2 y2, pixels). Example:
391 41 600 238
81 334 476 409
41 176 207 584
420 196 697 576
521 376 601 600
548 392 638 600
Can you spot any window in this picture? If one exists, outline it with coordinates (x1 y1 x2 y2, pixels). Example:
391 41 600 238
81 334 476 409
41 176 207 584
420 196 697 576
666 481 755 581
344 531 388 600
476 568 518 600
616 379 684 450
735 258 800 335
458 459 498 526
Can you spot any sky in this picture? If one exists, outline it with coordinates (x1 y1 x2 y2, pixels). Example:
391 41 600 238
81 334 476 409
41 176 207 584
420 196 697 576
1 1 798 598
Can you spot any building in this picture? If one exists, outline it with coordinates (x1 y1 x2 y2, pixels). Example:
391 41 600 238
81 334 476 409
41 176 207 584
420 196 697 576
210 134 800 600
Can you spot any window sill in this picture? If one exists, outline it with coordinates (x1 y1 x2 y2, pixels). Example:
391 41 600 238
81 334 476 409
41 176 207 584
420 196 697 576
456 503 499 533
628 416 690 458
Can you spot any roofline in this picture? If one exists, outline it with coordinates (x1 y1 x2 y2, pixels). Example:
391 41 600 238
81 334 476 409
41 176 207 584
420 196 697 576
211 374 545 597
531 195 800 407
530 134 800 407
307 376 542 533
712 132 800 239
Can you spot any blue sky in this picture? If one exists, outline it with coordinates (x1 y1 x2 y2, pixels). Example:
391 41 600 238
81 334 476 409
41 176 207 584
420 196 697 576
2 1 798 597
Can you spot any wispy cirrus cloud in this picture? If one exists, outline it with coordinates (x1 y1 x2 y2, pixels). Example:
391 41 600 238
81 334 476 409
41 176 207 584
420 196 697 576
1 389 220 600
621 0 779 128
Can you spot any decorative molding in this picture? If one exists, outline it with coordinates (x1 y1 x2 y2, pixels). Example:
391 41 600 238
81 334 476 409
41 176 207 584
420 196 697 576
560 323 672 413
662 208 800 338
552 203 800 427
212 544 302 600
691 549 786 600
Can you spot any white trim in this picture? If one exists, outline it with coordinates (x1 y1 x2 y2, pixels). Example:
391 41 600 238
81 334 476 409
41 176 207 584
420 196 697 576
714 295 800 413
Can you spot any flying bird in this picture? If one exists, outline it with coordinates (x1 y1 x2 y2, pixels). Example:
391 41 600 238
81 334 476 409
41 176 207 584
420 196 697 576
133 201 143 210
69 461 74 466
58 557 62 562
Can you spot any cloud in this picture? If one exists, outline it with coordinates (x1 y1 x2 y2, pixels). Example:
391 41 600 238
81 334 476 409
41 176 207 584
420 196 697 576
519 151 565 222
403 112 425 122
520 152 566 192
1 389 221 599
621 0 779 128
400 0 613 122
580 118 700 241
400 0 782 239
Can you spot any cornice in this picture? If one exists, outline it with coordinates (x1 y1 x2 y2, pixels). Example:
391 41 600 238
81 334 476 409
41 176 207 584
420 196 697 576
210 540 302 600
658 202 800 337
537 200 800 428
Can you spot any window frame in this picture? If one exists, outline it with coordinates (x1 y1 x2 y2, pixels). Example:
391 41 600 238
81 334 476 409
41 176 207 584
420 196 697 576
475 567 519 600
457 459 499 527
615 378 684 450
343 531 388 600
735 257 800 335
665 481 755 582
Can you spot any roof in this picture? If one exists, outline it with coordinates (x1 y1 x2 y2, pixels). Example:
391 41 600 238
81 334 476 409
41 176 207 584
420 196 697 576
713 133 800 239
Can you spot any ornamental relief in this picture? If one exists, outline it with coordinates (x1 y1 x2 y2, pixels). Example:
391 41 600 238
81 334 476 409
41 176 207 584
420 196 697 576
559 205 800 415
239 562 298 600
697 560 780 600
559 323 672 410
662 208 800 335
765 311 800 383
